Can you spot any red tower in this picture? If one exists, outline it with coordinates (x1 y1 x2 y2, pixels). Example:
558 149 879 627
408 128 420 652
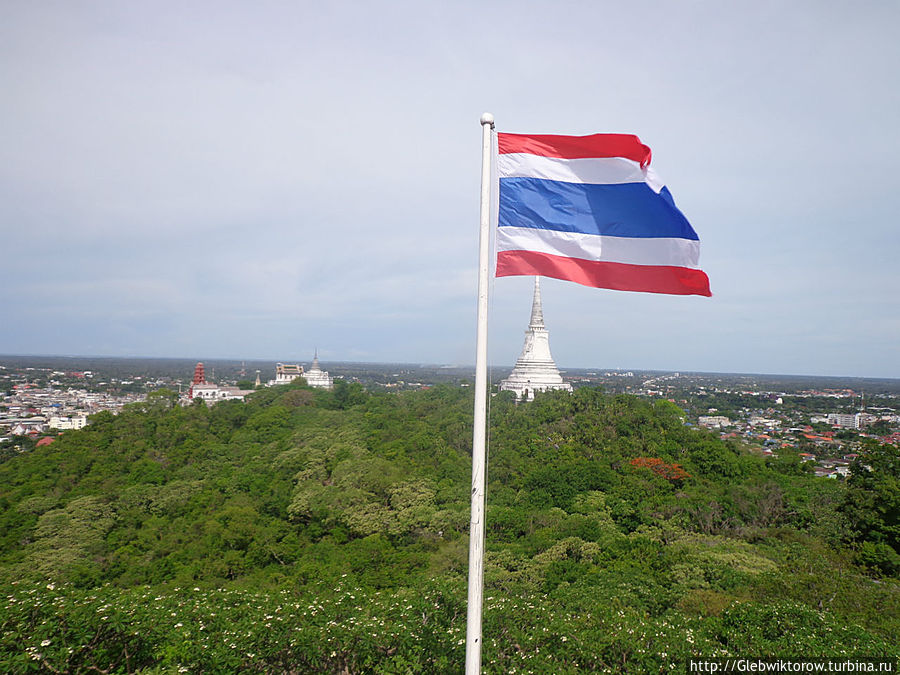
192 363 207 385
189 362 207 398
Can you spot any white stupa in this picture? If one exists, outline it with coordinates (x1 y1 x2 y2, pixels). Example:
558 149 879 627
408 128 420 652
499 277 573 401
303 352 333 390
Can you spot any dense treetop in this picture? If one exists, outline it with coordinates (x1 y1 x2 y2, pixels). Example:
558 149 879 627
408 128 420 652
0 381 897 673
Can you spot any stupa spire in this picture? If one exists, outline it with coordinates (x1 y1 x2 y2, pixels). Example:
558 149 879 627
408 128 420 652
529 277 545 329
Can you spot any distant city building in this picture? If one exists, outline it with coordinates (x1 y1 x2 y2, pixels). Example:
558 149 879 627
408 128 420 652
827 412 877 429
827 413 857 428
698 415 732 429
48 414 88 430
499 277 572 402
748 416 780 429
856 412 878 428
10 421 45 436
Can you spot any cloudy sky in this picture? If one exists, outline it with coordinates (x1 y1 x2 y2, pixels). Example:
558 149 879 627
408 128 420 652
2 1 898 378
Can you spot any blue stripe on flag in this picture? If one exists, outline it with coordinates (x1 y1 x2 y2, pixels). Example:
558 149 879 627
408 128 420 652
498 177 699 240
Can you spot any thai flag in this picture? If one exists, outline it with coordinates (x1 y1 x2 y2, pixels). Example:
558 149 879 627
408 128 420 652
495 132 711 296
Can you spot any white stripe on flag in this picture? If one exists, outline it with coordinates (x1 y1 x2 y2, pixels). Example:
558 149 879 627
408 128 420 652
498 153 666 193
496 226 701 269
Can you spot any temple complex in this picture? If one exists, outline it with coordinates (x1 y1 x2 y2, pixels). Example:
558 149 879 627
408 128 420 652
498 277 573 401
187 362 253 402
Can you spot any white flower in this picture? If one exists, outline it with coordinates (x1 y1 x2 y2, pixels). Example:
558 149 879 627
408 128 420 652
41 639 51 647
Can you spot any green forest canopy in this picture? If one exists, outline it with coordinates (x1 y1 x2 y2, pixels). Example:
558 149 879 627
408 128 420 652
1 382 897 673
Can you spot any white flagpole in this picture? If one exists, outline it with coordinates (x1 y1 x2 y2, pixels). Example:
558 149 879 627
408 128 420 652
466 112 495 675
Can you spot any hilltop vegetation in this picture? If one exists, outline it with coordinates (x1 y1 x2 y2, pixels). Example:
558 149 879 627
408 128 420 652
0 382 897 673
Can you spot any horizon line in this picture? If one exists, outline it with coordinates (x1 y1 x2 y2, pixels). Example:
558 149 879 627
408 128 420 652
1 352 898 383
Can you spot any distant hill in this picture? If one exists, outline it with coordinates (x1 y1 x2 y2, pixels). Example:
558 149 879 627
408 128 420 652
0 382 897 673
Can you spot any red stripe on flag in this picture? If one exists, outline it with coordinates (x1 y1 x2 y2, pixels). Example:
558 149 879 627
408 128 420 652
497 133 652 167
496 250 711 296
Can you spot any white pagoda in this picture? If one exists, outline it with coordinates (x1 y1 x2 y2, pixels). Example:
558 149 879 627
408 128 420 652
303 352 333 390
499 277 573 401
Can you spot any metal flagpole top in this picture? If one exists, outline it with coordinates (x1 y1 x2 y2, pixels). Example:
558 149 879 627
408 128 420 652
480 112 494 127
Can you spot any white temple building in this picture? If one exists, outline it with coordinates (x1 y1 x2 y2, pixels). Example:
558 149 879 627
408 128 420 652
499 277 573 401
271 363 304 385
190 383 253 402
303 353 333 390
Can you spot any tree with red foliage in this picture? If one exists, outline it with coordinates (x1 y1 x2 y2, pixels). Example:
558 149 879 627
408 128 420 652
630 457 690 481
